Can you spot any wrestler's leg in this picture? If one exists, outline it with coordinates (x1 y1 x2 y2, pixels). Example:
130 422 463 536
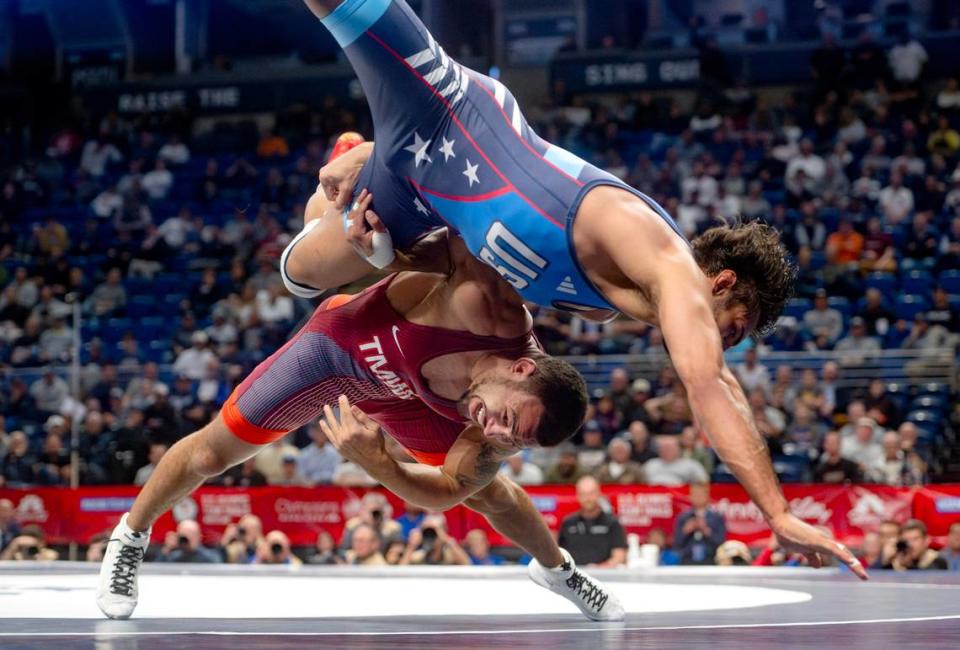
301 0 345 19
126 415 260 532
464 474 564 568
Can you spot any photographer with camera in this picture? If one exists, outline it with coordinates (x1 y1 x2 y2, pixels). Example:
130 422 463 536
884 519 948 571
402 515 470 566
254 530 301 566
0 524 59 561
339 492 401 552
219 514 264 564
345 523 387 565
157 519 220 563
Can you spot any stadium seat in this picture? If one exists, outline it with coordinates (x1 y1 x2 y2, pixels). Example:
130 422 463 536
127 295 158 319
865 273 897 298
910 396 946 413
772 455 811 483
901 270 933 294
784 298 811 319
905 410 942 434
826 296 851 318
939 270 960 294
895 295 930 320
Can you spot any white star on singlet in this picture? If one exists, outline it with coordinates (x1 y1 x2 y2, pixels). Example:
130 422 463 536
414 197 430 215
463 159 480 187
439 137 456 162
404 132 433 167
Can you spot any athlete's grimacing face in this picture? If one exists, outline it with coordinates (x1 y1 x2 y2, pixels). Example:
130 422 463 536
709 269 760 349
458 359 545 451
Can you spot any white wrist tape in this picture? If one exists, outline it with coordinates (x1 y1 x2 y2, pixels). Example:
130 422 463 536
343 205 395 269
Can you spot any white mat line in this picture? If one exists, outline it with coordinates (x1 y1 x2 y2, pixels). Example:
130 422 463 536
4 613 960 637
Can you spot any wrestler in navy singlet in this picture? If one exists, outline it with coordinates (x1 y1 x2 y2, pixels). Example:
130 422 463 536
318 0 686 312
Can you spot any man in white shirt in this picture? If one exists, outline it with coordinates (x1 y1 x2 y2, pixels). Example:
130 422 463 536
643 436 709 486
888 37 927 84
90 186 124 219
878 172 914 224
842 419 884 470
785 139 825 188
735 346 770 394
141 159 174 200
172 331 217 381
80 138 123 177
158 136 191 165
157 208 194 249
498 453 544 485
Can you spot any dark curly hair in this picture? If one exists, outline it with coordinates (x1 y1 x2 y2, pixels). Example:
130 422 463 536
518 352 589 447
691 220 796 338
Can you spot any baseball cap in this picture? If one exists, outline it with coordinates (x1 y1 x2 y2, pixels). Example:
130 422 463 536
45 414 66 431
631 378 651 393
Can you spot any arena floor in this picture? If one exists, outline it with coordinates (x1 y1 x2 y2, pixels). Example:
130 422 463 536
1 563 958 649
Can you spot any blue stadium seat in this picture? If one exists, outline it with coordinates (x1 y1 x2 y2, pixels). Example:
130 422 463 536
901 270 933 294
127 295 158 319
895 295 930 320
711 464 739 484
160 294 186 316
939 270 960 294
906 410 942 434
102 318 133 343
916 382 949 398
773 455 811 483
910 396 946 413
784 298 811 319
865 273 897 298
826 296 851 318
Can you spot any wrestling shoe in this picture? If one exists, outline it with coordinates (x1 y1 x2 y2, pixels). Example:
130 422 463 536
528 548 625 622
96 512 150 619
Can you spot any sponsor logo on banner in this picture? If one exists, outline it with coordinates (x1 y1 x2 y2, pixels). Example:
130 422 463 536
615 492 673 527
173 497 199 523
274 498 341 525
200 492 252 526
79 497 136 512
714 495 832 535
846 488 908 530
935 497 960 514
15 494 49 523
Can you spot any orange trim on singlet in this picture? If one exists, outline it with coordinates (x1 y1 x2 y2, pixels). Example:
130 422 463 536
221 391 290 445
321 293 356 311
403 448 448 467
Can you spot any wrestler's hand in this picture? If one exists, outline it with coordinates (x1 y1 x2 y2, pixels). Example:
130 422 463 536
770 512 868 580
318 141 371 210
320 395 387 466
345 189 388 257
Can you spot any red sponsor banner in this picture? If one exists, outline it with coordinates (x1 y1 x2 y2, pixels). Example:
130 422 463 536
0 484 933 548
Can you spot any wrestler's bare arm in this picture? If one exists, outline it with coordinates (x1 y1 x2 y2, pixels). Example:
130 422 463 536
320 396 512 510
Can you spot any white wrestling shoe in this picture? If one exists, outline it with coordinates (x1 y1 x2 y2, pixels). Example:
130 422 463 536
528 548 625 622
96 513 150 619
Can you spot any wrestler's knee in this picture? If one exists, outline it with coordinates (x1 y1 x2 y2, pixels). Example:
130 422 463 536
187 417 251 477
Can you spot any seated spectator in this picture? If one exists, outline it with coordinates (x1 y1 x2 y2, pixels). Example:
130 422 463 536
403 516 470 566
884 520 948 571
255 530 302 566
593 394 623 437
643 382 692 435
344 523 386 565
858 288 895 337
577 423 608 471
902 313 954 353
257 130 290 159
157 135 191 165
84 268 127 318
273 454 309 486
938 522 960 571
341 492 402 553
938 215 960 269
825 217 864 268
543 443 587 484
308 531 344 565
643 436 709 486
90 185 123 219
784 404 827 454
794 202 827 250
927 115 959 157
593 438 645 485
622 420 656 464
464 529 505 566
141 159 173 200
803 289 843 345
841 418 883 470
0 499 21 552
859 532 884 569
134 442 167 486
734 346 770 394
795 369 827 417
297 423 341 486
902 210 939 259
0 524 59 561
253 437 300 485
673 482 725 565
172 331 217 381
219 457 267 487
859 218 897 274
557 476 627 567
38 316 72 363
332 460 378 486
643 528 679 565
926 286 959 331
499 453 544 485
863 379 898 427
679 426 714 476
878 172 914 224
834 317 881 364
157 520 221 563
80 135 122 178
157 207 194 250
813 431 862 484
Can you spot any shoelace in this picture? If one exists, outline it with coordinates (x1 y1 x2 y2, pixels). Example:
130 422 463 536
564 570 609 612
109 542 144 597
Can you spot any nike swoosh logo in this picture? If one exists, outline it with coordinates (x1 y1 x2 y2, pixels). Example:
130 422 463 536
391 325 405 359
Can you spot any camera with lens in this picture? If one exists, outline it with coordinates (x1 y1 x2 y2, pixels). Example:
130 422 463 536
177 535 190 547
371 509 383 525
237 526 247 538
420 526 438 552
24 545 40 559
896 540 909 554
270 542 285 556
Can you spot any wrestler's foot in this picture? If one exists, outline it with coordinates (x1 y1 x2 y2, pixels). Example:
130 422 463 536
96 512 150 619
528 548 625 622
